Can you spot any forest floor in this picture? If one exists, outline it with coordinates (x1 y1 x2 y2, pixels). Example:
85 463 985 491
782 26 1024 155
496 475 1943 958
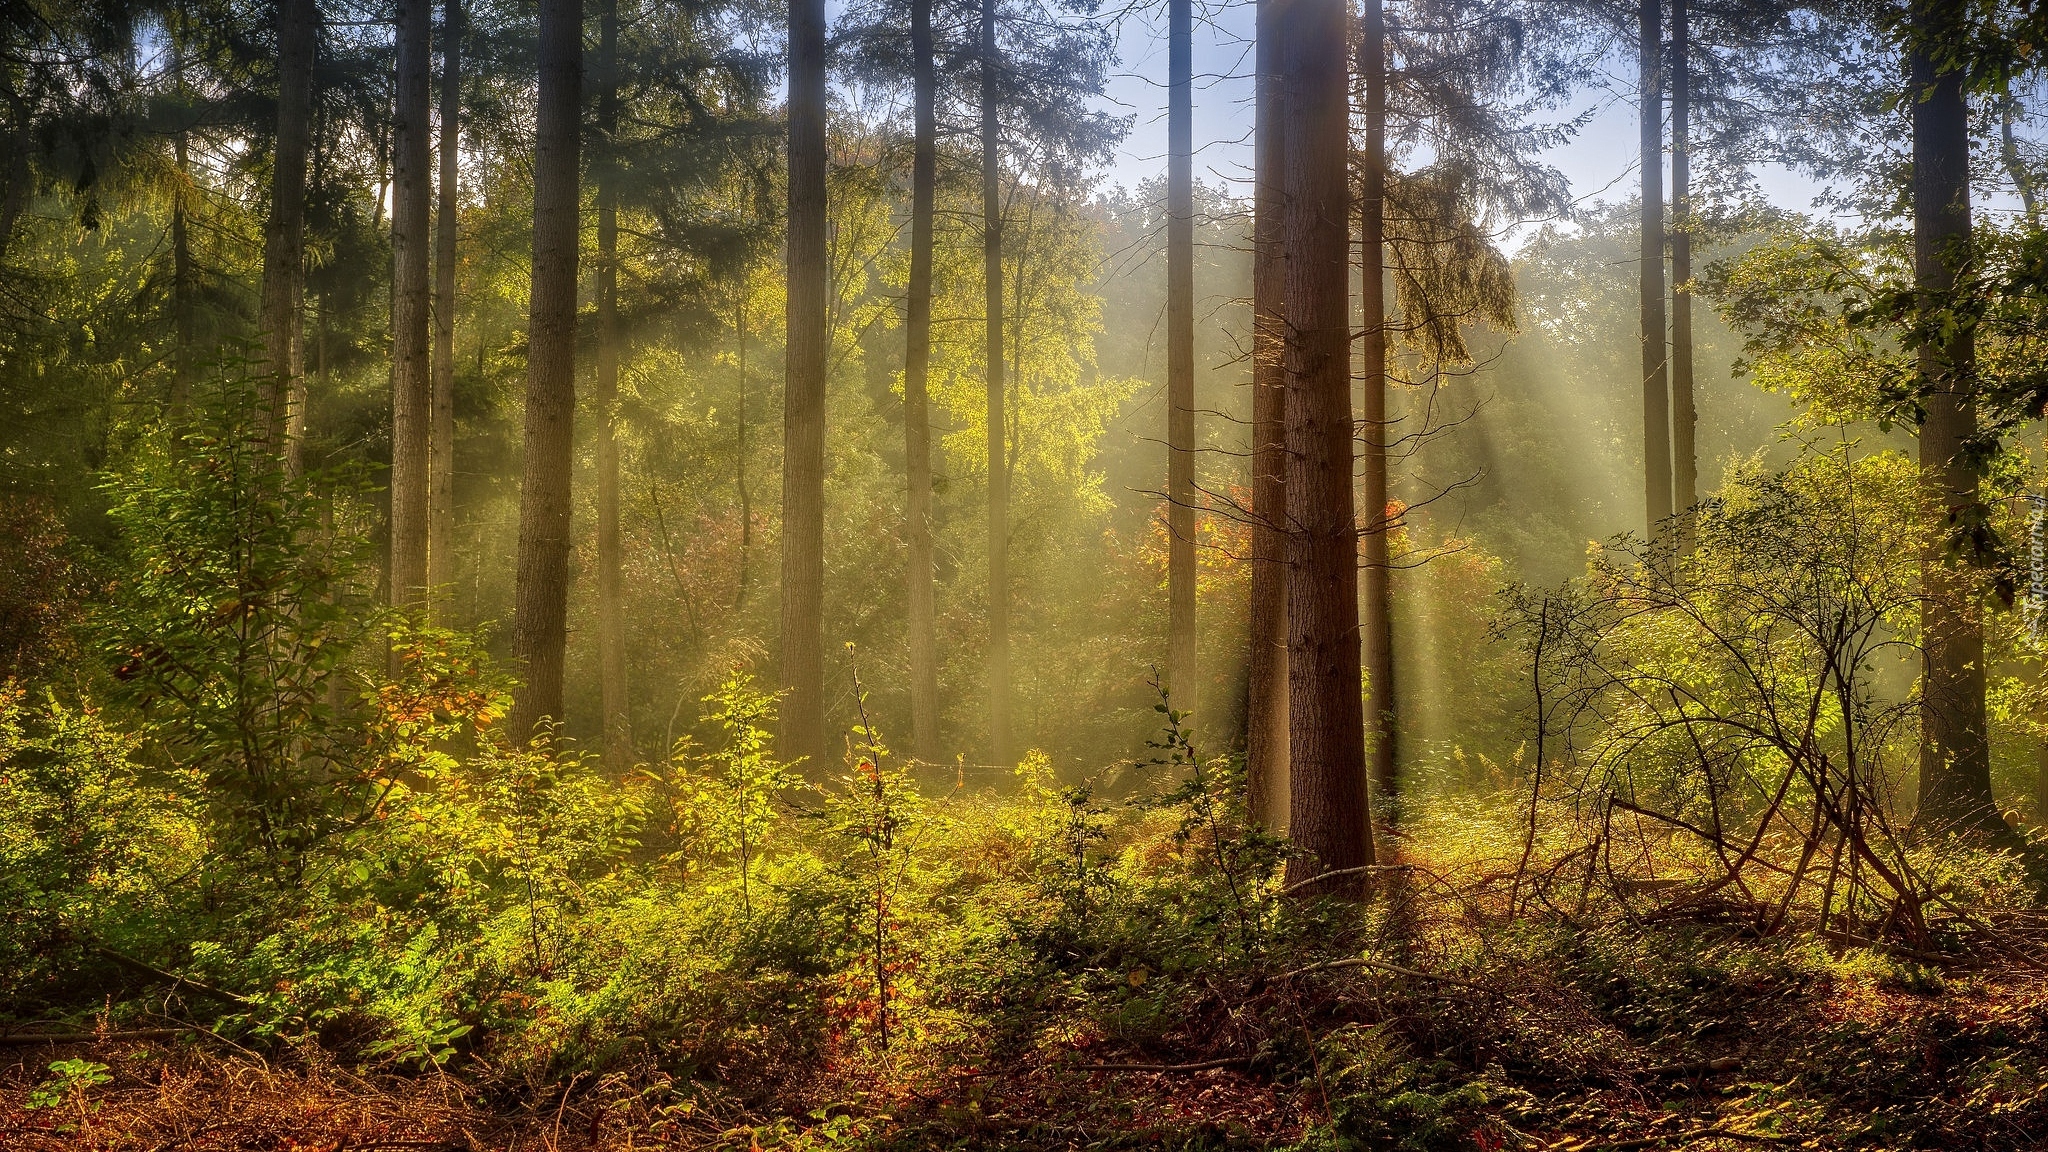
5 924 2046 1152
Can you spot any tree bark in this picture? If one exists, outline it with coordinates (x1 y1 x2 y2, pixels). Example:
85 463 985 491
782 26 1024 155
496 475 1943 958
172 127 194 420
736 294 752 608
390 0 434 609
1246 0 1289 830
1909 0 2002 840
1359 0 1395 816
259 0 317 474
506 0 582 740
1166 0 1197 718
1279 0 1374 892
903 0 942 763
1638 0 1672 539
780 0 829 768
982 0 1011 768
430 0 460 608
1669 0 1696 539
596 0 631 768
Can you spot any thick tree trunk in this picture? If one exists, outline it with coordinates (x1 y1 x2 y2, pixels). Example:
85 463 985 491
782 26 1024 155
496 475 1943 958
1359 0 1395 817
1910 0 2003 840
259 0 317 473
1669 0 1696 537
430 0 460 607
596 0 631 768
780 0 829 768
1246 0 1289 830
983 0 1011 768
390 0 434 609
506 0 582 740
903 0 941 763
1638 0 1671 539
1279 0 1374 893
1166 0 1197 718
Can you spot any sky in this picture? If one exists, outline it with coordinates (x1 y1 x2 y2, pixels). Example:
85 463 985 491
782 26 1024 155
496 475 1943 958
1089 0 1837 239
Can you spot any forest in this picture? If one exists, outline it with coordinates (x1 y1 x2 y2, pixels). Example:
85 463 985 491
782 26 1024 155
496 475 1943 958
5 0 2048 1146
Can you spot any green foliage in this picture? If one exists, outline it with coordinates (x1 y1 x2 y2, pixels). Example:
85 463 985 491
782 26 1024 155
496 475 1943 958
673 670 798 913
0 685 200 1007
97 363 379 877
24 1058 112 1111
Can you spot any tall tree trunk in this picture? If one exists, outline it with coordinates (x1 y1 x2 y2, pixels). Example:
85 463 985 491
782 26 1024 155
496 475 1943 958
1669 0 1696 539
0 87 31 265
1279 0 1374 892
171 128 194 420
595 0 630 768
982 0 1011 768
1909 0 2003 840
780 0 829 768
736 294 752 607
903 0 942 763
1166 0 1197 717
1359 0 1395 817
390 0 433 609
430 0 460 608
259 0 317 473
506 0 583 740
1638 0 1671 539
1246 0 1289 830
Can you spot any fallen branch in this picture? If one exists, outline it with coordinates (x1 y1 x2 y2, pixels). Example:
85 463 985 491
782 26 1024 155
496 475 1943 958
1578 1127 1798 1149
1821 929 1957 966
1639 1056 1742 1078
1277 955 1492 993
93 944 257 1007
1278 863 1412 898
0 1028 187 1046
1074 1056 1252 1074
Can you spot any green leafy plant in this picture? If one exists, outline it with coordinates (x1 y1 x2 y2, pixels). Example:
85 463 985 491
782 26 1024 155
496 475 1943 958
25 1058 112 1110
96 364 380 882
675 670 796 915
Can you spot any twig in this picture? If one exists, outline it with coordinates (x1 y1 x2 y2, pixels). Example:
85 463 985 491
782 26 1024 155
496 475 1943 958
1074 1056 1252 1073
0 1028 187 1045
1277 955 1492 992
1575 1127 1799 1149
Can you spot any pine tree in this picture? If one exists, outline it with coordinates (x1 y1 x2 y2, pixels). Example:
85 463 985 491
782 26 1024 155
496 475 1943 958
507 0 584 739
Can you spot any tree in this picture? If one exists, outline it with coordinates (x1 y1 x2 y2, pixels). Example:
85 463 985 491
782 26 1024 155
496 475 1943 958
429 0 461 607
782 0 830 768
507 0 584 739
1638 0 1672 540
595 0 631 767
902 0 942 763
1279 0 1375 891
1349 0 1567 816
1908 0 1996 840
1359 0 1394 817
1165 0 1196 717
1246 0 1288 831
1669 0 1696 531
981 0 1010 768
391 0 434 608
259 0 319 471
